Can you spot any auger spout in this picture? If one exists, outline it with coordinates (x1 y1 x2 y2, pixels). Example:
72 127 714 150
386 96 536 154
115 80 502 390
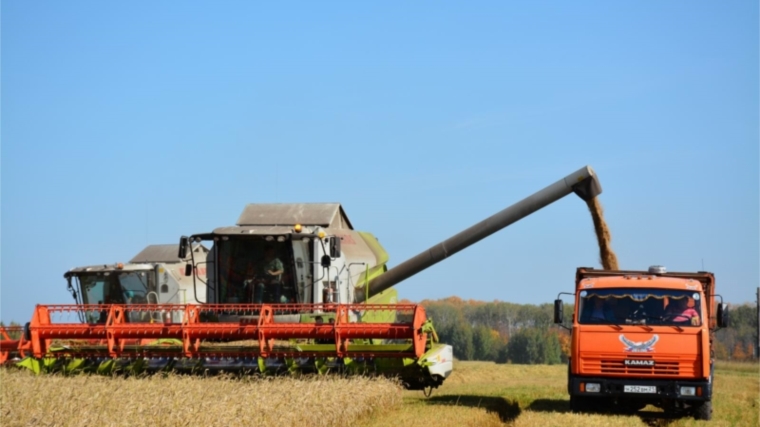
357 165 602 302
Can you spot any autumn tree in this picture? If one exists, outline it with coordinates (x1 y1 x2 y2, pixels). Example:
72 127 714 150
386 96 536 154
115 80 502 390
732 342 747 361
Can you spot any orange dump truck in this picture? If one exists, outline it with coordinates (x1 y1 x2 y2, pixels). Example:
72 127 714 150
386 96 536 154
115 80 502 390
554 266 729 420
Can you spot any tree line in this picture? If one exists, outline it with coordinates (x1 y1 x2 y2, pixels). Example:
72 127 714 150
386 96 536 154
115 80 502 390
412 297 759 364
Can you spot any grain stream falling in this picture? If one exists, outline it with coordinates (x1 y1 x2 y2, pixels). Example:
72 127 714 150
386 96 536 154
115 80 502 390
586 197 619 270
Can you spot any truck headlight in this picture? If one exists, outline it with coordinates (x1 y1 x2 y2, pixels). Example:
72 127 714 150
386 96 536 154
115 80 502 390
586 383 601 393
680 386 696 396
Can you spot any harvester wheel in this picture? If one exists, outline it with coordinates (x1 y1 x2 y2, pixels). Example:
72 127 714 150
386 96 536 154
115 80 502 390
692 400 712 421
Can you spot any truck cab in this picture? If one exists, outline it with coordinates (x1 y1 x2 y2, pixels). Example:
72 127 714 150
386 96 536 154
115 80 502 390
555 266 729 420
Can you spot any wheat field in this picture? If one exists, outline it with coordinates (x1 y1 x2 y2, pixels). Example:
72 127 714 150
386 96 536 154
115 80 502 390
2 361 757 427
0 371 402 427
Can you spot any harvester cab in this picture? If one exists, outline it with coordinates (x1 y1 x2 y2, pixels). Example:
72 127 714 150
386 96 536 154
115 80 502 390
64 244 209 323
180 203 395 312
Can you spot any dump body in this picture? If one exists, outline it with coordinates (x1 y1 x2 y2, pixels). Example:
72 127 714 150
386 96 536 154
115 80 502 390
560 267 723 419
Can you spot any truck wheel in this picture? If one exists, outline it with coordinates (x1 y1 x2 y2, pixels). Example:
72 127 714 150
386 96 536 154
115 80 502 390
618 401 645 415
693 400 712 421
570 396 589 413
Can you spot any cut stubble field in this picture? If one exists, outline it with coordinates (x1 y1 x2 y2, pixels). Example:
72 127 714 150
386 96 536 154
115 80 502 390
359 361 759 427
1 361 757 427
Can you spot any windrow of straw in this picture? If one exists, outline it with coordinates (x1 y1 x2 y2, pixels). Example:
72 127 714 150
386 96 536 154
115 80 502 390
1 369 402 427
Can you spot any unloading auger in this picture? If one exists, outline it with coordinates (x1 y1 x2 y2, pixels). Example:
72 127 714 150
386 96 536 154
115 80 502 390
3 165 601 393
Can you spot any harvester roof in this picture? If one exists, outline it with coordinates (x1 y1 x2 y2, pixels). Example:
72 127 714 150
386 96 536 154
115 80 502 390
236 203 353 229
63 244 209 278
64 262 154 277
210 225 296 236
130 244 208 264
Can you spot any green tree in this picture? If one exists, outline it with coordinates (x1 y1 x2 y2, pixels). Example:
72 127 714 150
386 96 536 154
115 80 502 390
472 325 499 361
425 301 474 360
506 328 541 364
504 327 561 365
541 330 562 365
448 321 474 360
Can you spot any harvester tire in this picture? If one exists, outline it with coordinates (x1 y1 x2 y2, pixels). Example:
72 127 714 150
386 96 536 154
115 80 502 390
23 322 31 342
693 400 712 421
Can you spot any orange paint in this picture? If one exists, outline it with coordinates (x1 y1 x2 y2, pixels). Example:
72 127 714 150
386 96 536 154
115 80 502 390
571 268 717 382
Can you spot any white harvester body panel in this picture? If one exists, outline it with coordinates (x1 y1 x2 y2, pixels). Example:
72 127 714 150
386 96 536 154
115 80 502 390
426 344 454 380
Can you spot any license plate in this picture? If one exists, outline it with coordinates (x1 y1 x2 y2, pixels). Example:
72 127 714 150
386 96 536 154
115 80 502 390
624 385 657 394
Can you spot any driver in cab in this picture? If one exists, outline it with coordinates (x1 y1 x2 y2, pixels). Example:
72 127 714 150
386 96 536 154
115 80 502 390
249 246 284 303
664 297 700 325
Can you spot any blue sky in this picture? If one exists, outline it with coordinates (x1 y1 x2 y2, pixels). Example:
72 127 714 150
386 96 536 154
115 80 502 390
2 1 757 323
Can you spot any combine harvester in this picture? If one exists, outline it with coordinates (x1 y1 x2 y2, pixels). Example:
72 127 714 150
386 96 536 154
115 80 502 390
0 244 208 366
2 165 602 393
64 243 210 311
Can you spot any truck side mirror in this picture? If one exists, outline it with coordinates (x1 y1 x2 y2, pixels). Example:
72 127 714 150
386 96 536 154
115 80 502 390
178 236 189 259
554 299 563 324
184 263 193 277
717 303 729 328
329 237 341 258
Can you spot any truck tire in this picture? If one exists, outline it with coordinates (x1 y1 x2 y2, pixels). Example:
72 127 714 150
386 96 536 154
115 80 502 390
693 400 712 421
570 395 590 413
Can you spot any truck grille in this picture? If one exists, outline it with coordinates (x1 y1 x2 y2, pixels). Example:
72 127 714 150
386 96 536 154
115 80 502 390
581 355 697 377
600 359 679 375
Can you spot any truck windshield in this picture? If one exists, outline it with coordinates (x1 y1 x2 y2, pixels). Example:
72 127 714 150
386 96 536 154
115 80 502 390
578 288 702 327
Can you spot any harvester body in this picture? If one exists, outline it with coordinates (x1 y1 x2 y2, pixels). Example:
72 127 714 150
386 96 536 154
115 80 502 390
554 267 729 420
4 165 604 393
177 203 452 388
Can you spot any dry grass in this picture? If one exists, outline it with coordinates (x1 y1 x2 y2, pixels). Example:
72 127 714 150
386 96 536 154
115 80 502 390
361 361 759 427
0 370 402 427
